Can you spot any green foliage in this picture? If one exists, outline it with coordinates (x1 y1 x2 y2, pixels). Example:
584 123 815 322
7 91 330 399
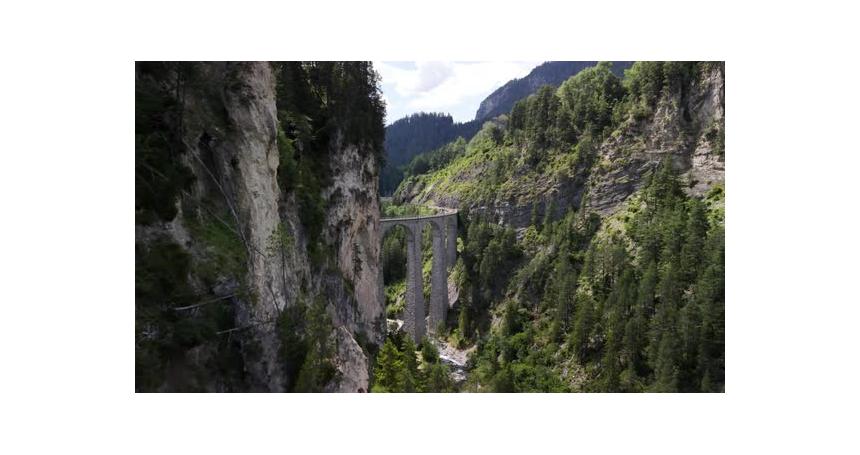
293 297 338 392
557 61 625 138
296 159 327 263
382 230 407 285
135 62 195 225
136 61 388 392
276 125 298 192
457 303 471 344
454 218 524 342
277 300 308 392
370 334 454 392
705 121 725 156
384 280 406 318
385 61 723 392
421 338 440 363
425 362 455 393
462 158 723 392
273 62 386 262
570 293 596 363
523 85 564 154
619 61 700 122
403 137 468 178
372 338 407 392
381 113 481 195
275 61 385 162
135 236 245 391
186 213 247 283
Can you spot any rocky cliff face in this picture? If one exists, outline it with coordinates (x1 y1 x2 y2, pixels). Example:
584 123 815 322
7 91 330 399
323 132 385 345
584 63 725 215
135 62 383 392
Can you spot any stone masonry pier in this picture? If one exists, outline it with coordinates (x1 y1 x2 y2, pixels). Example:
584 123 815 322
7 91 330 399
380 206 457 343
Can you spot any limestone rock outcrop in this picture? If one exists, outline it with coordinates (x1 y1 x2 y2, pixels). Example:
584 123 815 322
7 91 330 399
135 62 384 392
585 63 725 216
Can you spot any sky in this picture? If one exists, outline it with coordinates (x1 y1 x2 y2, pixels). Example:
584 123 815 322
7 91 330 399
375 61 542 125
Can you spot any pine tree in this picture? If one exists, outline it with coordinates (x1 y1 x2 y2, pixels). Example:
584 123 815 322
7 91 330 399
620 309 646 391
400 336 420 392
638 260 658 316
696 225 725 391
554 254 577 331
294 297 336 392
647 159 683 212
571 293 595 362
647 262 681 374
458 303 471 342
601 309 622 391
502 300 520 337
277 299 308 391
425 363 454 393
372 338 405 392
680 198 708 283
652 332 680 392
493 365 516 392
679 298 702 391
531 204 542 232
543 200 557 235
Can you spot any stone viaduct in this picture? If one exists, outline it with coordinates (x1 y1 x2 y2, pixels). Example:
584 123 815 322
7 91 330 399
380 207 457 343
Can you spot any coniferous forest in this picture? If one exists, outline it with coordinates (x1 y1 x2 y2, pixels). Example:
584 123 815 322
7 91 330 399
377 62 724 392
135 61 724 393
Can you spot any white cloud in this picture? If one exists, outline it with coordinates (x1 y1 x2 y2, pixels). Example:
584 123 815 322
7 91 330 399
414 61 454 92
376 61 541 123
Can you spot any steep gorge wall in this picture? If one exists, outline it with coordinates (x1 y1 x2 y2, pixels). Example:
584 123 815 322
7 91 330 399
135 62 383 392
584 63 725 215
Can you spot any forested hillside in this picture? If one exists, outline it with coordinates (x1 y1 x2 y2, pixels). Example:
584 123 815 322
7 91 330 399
381 61 633 196
381 113 479 194
389 61 725 392
474 61 632 121
135 60 724 393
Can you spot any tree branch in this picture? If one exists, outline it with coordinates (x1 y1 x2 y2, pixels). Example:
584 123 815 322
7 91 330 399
173 293 236 311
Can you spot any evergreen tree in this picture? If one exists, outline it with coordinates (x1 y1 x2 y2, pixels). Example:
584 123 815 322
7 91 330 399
571 293 595 362
679 296 703 390
400 336 420 392
651 332 680 392
696 225 725 392
620 308 646 390
458 303 471 342
425 363 454 393
554 254 577 332
647 262 681 368
493 365 516 392
557 61 625 137
277 300 308 391
601 308 622 391
531 203 542 232
543 200 557 236
638 260 658 316
680 198 708 283
372 338 406 392
294 298 336 392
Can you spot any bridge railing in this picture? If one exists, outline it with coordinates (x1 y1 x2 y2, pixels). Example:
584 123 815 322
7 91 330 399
380 206 457 223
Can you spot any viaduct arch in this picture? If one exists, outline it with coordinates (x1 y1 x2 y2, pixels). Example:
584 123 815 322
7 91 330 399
380 207 457 342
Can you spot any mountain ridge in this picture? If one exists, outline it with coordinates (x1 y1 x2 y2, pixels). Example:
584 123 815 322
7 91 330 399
382 61 632 195
474 61 633 122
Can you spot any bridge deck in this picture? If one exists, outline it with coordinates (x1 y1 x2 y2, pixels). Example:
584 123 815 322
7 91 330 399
380 206 457 223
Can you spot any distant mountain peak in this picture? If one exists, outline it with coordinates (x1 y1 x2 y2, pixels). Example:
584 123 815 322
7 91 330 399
474 61 632 121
